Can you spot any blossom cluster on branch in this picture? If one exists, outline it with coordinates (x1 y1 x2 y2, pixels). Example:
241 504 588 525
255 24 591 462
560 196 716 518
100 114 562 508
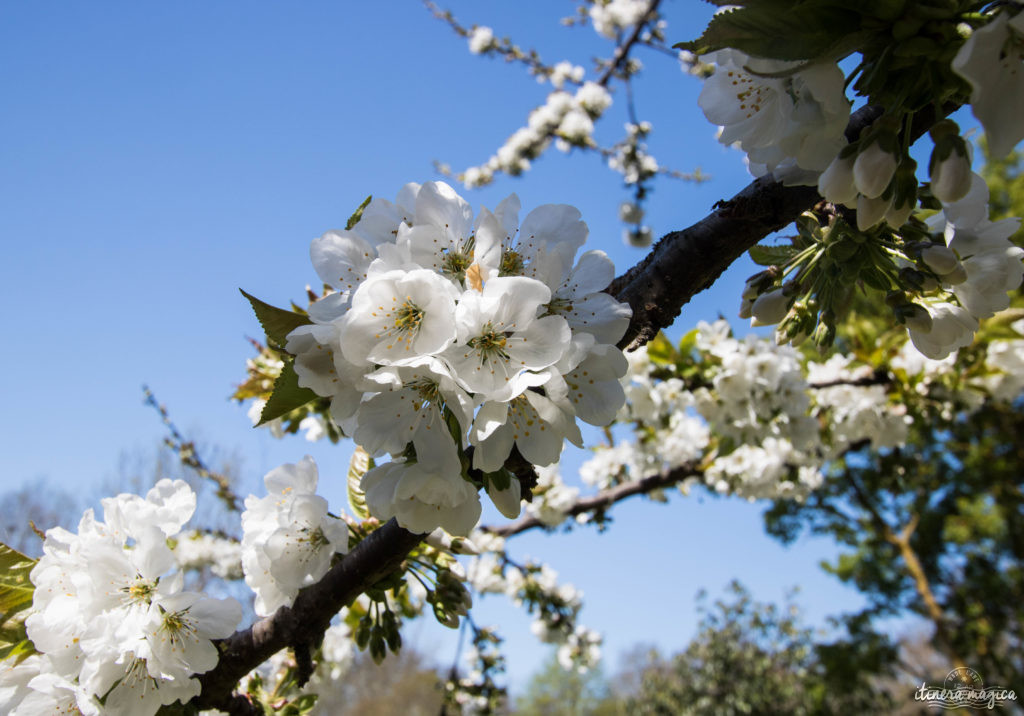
2 481 242 716
277 180 631 538
4 3 1024 715
693 2 1024 356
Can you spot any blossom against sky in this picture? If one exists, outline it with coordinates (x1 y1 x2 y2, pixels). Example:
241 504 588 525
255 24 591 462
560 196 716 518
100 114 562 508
0 1 870 689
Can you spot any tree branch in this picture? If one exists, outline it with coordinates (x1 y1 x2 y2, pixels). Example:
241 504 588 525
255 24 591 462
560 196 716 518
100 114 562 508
597 0 664 87
194 519 423 711
485 462 699 538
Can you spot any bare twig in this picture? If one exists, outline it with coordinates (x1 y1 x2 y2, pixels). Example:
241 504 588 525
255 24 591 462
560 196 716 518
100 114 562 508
143 386 243 512
422 0 566 83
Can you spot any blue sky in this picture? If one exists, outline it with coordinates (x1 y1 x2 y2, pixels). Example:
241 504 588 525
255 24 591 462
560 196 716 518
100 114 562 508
0 1 877 690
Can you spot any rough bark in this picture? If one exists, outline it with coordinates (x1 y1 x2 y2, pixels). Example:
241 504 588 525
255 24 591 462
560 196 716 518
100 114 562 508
195 519 423 712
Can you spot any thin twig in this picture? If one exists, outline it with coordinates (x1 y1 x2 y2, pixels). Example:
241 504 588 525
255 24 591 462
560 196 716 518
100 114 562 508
484 462 699 538
142 386 243 512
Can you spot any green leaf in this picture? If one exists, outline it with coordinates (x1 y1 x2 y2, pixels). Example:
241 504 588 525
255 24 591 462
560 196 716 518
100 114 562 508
346 195 373 230
258 360 318 425
0 543 38 664
646 332 677 365
677 328 700 356
676 2 862 62
347 446 374 520
0 544 35 615
291 694 320 714
748 243 797 267
239 289 313 348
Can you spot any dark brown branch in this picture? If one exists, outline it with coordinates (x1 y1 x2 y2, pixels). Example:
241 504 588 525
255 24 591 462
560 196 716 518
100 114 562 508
485 462 699 538
809 370 891 390
611 104 883 351
195 519 423 711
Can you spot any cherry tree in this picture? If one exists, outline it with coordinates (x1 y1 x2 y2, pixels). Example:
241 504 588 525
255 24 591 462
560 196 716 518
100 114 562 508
2 1 1024 714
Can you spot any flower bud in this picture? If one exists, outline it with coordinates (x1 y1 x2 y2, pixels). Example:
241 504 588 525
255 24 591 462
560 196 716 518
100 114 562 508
853 142 899 199
939 262 968 285
486 477 522 519
742 269 776 300
623 226 652 247
920 244 959 275
750 288 790 326
884 201 913 228
738 296 753 319
812 319 836 350
818 153 858 206
929 135 973 204
884 157 918 228
618 201 644 223
856 194 890 231
901 303 933 334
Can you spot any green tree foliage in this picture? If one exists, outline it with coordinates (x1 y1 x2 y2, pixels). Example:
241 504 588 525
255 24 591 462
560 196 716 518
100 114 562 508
624 582 891 716
765 399 1024 684
514 652 618 716
313 647 445 716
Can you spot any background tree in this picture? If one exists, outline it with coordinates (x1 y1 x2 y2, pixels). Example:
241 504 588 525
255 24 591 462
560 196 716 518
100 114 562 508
514 652 617 716
624 582 890 716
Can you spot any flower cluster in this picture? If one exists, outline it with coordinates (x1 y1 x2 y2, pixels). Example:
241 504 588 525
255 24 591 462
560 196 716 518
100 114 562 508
524 464 581 526
459 84 614 187
699 49 851 183
585 321 921 503
694 8 1024 362
4 481 242 716
444 625 506 714
241 456 350 616
283 181 630 536
905 175 1024 359
589 0 653 40
740 167 1023 359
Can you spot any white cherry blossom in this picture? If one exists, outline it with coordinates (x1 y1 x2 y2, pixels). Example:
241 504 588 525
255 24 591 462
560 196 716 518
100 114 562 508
952 11 1024 158
241 456 349 616
472 378 582 472
338 268 460 366
543 250 632 345
909 302 979 359
700 50 850 177
446 276 570 398
352 358 472 468
285 322 366 423
362 460 482 535
398 181 476 284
